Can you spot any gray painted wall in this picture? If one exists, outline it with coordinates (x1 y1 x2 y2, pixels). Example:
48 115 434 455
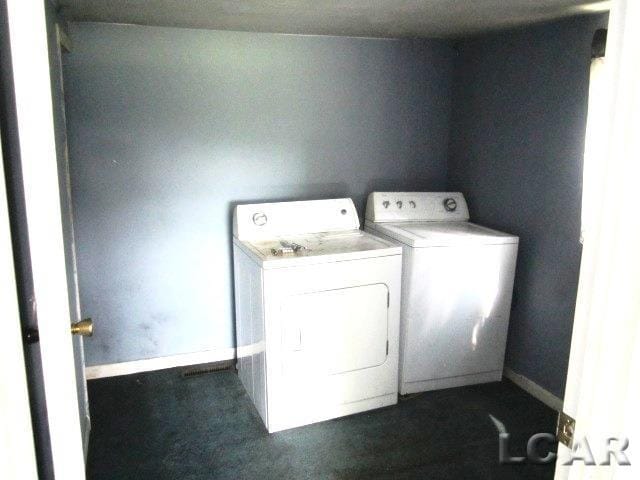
63 23 454 366
447 14 607 398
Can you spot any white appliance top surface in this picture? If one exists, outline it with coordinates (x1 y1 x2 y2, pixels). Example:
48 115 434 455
365 192 470 223
235 230 401 269
367 221 518 247
234 198 360 241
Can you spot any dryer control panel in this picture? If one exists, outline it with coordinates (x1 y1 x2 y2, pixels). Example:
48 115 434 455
233 198 360 241
365 192 469 223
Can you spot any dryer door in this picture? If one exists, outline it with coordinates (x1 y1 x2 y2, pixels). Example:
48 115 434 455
262 255 401 432
282 284 389 375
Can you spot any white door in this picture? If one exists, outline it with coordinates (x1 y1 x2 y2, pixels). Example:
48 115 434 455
3 1 87 478
555 1 639 478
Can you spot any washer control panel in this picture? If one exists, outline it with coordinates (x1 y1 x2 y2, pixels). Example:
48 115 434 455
365 192 469 223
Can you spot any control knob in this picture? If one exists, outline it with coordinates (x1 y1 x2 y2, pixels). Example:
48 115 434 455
252 212 268 226
443 198 457 212
396 201 403 209
382 201 390 209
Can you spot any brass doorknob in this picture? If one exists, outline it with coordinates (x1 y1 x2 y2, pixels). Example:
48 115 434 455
71 318 93 337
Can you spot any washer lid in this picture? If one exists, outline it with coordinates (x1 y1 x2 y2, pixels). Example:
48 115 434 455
369 221 518 247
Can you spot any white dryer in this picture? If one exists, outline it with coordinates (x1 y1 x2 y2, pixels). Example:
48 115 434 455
364 192 518 395
233 198 402 433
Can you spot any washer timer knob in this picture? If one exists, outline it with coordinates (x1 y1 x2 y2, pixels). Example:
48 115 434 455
252 212 268 226
443 198 457 212
409 200 416 208
396 201 403 209
382 201 390 209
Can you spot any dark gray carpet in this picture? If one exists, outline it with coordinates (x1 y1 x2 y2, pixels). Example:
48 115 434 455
86 368 557 479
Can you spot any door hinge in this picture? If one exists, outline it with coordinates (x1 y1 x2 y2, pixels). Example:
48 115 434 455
557 411 576 448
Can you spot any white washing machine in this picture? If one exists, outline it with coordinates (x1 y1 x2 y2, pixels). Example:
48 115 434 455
232 198 402 433
364 192 518 395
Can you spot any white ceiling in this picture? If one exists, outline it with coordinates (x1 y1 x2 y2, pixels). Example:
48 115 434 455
57 0 609 38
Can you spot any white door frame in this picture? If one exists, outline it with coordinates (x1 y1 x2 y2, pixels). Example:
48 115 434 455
52 16 92 459
5 0 85 477
0 128 39 480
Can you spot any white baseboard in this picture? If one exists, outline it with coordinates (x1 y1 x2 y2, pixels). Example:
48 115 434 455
503 367 563 412
85 347 236 380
